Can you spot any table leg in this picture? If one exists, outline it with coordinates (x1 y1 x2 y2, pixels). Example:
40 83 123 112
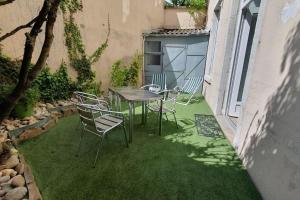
128 101 133 143
159 99 163 136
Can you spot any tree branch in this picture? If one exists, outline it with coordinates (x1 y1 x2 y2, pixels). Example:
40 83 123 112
0 17 38 42
0 0 16 6
28 0 60 82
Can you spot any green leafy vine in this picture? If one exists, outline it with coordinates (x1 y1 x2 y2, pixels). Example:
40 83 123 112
60 0 109 95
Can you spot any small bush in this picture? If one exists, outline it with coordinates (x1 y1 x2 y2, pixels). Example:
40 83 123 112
12 86 40 118
0 85 40 118
34 63 76 102
110 53 143 87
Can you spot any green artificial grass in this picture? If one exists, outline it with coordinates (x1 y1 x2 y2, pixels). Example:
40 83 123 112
19 97 262 200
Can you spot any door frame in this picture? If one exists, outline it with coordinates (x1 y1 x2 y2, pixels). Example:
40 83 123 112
224 0 261 125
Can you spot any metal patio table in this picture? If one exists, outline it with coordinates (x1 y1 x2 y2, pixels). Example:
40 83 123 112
108 87 163 143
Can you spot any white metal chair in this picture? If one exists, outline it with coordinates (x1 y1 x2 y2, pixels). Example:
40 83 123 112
147 90 179 130
76 103 128 167
174 76 204 106
141 73 167 93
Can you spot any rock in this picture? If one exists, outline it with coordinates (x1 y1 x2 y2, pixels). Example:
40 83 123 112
57 100 64 106
0 176 10 184
46 103 54 110
41 119 56 131
0 169 17 177
0 130 8 140
1 155 19 169
28 118 38 125
1 182 12 188
11 175 25 187
34 115 46 120
0 190 6 197
2 183 13 192
19 128 42 141
3 187 27 200
5 125 15 131
9 147 18 156
20 121 29 126
15 164 24 175
22 117 31 121
39 103 46 108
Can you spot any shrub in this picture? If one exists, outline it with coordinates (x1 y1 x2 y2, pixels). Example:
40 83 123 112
0 85 40 118
12 86 40 118
111 54 143 87
111 60 127 87
34 63 75 102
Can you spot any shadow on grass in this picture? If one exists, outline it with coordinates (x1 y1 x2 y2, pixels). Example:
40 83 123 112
19 112 261 200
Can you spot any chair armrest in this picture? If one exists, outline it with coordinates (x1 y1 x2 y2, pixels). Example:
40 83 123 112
141 84 161 93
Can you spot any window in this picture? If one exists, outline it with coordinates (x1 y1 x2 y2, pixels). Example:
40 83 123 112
145 41 161 53
145 55 161 65
205 0 222 81
145 41 162 65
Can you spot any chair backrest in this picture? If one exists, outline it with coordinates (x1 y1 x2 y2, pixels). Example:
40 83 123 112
76 104 98 133
162 90 179 111
74 92 109 111
74 92 98 104
152 73 167 90
182 76 204 94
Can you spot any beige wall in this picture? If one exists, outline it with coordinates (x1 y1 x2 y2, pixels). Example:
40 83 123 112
0 0 165 90
204 0 300 199
164 7 206 29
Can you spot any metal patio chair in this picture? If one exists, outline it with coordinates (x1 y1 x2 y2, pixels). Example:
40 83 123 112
146 89 179 131
74 91 111 111
76 103 128 167
174 76 204 106
141 73 167 94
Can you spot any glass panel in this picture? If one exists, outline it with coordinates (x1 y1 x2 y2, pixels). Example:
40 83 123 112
146 54 161 65
237 14 258 101
145 41 161 53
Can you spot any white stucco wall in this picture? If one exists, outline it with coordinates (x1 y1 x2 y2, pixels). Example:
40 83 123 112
236 0 300 199
204 0 300 199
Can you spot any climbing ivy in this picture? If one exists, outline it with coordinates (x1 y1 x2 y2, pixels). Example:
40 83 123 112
60 0 109 94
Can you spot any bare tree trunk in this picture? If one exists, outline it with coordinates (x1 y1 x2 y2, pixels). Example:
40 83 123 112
0 0 60 120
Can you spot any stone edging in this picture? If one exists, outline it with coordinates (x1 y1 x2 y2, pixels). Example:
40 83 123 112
6 105 78 200
19 155 42 200
10 105 78 144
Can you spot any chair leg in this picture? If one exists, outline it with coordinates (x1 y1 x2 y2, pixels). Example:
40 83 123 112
93 137 104 168
76 128 85 157
173 112 178 129
122 123 129 148
164 113 169 121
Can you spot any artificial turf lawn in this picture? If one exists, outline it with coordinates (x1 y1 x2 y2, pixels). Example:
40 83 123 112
19 97 262 200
